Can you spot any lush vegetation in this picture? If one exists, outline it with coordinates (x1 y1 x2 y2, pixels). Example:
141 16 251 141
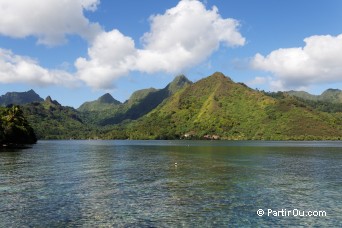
112 72 342 140
78 75 192 126
78 93 121 112
266 91 342 113
0 105 37 145
287 89 342 103
3 72 342 141
0 89 43 106
22 97 102 139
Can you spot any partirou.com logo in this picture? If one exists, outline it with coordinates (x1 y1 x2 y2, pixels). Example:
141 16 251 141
257 209 327 217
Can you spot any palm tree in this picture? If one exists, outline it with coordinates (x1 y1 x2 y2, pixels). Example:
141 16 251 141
1 106 37 145
4 106 26 124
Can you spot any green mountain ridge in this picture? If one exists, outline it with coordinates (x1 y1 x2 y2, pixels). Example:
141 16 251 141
22 96 98 139
78 74 192 126
18 75 192 139
287 89 342 103
78 93 121 112
3 72 342 140
119 72 342 140
125 88 158 107
0 89 43 106
285 89 342 113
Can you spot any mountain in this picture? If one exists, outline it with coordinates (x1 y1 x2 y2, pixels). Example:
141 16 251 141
78 93 121 112
4 72 342 140
22 97 98 140
320 89 342 103
125 88 158 107
79 75 192 126
286 89 342 113
112 74 193 124
287 89 342 103
118 72 342 140
44 96 61 107
0 89 43 106
286 90 317 100
16 75 191 139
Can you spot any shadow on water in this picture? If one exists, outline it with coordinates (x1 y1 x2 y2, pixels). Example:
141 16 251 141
0 145 32 153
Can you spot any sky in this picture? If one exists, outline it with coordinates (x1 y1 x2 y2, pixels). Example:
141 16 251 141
0 0 341 108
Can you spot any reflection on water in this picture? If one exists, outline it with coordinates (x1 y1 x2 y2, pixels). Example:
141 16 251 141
0 140 342 226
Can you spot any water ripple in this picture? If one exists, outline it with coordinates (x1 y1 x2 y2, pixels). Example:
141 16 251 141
0 140 341 226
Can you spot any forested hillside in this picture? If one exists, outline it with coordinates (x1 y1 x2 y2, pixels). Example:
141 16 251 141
109 72 342 140
287 89 342 103
3 72 342 140
78 75 192 126
0 89 43 106
22 96 100 139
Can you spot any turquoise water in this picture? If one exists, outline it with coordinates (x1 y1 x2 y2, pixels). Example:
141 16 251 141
0 140 341 227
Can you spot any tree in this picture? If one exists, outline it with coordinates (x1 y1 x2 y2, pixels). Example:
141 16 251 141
0 105 37 145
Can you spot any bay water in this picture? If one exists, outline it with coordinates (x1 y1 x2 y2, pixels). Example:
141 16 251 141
0 140 341 227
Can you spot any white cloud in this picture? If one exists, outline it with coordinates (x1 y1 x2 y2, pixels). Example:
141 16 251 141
251 34 342 89
249 76 268 85
0 0 245 89
136 0 245 73
0 0 101 45
80 0 100 11
76 0 245 89
75 30 136 89
0 48 77 86
248 76 311 92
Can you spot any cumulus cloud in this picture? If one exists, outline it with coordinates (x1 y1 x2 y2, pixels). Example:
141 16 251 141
138 0 245 72
76 0 245 89
80 0 100 11
0 0 245 89
75 30 136 89
249 76 268 86
0 49 77 86
0 0 101 45
251 34 342 90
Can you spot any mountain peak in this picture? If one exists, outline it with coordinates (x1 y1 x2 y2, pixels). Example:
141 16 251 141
97 93 121 104
167 75 192 94
173 74 190 83
78 93 121 112
210 72 232 81
212 71 225 77
323 88 341 93
0 89 43 106
127 88 157 104
45 96 52 102
45 96 61 106
287 88 342 104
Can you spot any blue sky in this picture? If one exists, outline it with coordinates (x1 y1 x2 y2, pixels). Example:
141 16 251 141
0 0 341 108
